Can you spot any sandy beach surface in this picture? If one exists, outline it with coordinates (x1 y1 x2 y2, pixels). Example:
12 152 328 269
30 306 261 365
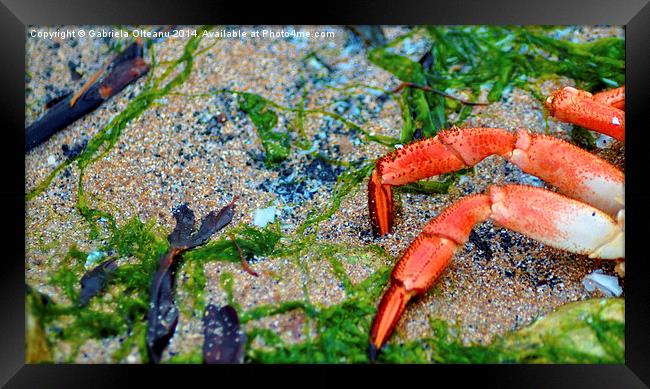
25 25 624 362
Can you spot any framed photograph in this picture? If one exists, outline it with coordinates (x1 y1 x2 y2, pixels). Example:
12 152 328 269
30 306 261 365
4 0 650 386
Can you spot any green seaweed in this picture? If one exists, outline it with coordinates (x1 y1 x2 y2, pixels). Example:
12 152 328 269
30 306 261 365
176 87 400 150
177 223 279 316
369 26 624 144
37 217 167 360
185 224 281 263
367 48 427 85
165 349 204 364
502 298 624 363
246 285 623 364
368 47 439 139
219 88 400 147
220 272 237 307
397 92 416 142
246 266 391 363
518 32 624 90
424 26 623 99
571 126 598 150
31 217 285 362
179 258 208 315
240 300 318 324
31 205 624 364
109 218 168 297
237 92 292 166
112 321 147 362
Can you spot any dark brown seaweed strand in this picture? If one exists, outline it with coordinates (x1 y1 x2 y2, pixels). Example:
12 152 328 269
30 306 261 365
69 60 111 108
149 248 181 299
146 250 179 364
146 199 241 363
185 196 238 249
228 232 259 277
391 82 488 106
25 40 150 152
168 204 197 249
203 305 246 364
77 259 118 307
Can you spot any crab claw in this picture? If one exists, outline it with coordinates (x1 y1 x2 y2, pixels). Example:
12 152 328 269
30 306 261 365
369 169 394 236
368 126 624 236
545 86 625 141
369 185 623 355
369 284 412 361
369 194 492 358
593 86 625 111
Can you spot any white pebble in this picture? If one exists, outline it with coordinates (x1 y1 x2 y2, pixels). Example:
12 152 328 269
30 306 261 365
596 134 614 148
253 206 277 228
582 270 622 297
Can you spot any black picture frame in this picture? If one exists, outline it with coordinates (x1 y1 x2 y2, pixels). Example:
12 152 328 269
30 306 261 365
3 0 649 387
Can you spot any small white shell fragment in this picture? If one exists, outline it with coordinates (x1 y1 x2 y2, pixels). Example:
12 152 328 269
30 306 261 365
582 270 623 297
595 134 614 148
253 206 277 228
458 174 472 186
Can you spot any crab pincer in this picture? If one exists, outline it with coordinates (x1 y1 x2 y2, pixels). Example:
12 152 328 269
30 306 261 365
367 86 625 360
545 86 625 141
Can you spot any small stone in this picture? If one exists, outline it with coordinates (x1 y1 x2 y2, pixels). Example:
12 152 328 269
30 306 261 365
582 270 622 297
253 206 277 228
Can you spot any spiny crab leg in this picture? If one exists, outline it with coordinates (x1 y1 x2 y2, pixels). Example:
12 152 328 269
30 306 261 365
369 184 624 359
369 127 625 236
592 86 625 110
545 86 625 141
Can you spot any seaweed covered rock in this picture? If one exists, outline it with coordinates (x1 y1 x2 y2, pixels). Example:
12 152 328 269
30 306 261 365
503 298 624 363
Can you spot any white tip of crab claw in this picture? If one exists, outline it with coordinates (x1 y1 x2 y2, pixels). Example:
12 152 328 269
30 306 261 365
582 270 623 297
589 231 624 259
616 209 625 229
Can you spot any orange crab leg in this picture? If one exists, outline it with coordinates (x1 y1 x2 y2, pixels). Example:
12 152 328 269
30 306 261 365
369 127 624 236
545 86 625 141
369 185 623 359
369 193 491 358
368 170 394 236
370 128 516 236
592 86 625 111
